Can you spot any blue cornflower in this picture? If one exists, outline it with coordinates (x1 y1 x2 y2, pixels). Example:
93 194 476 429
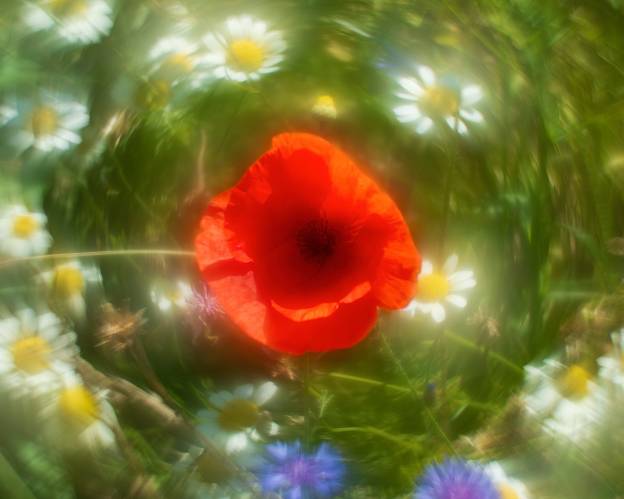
414 458 500 499
257 440 346 499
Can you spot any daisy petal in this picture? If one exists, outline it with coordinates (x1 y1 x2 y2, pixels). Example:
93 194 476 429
461 85 483 106
449 270 474 283
225 432 248 454
397 77 424 97
443 254 458 274
431 303 446 323
393 104 421 119
446 294 467 308
209 390 232 407
456 120 469 135
415 116 433 134
420 260 433 276
460 108 484 123
452 278 476 291
226 17 244 38
418 65 436 86
233 384 254 399
254 381 278 405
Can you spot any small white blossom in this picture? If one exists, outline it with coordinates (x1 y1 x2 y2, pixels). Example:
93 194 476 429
485 462 530 499
522 360 604 443
6 92 89 153
394 65 483 135
312 94 337 119
197 382 279 466
150 280 193 313
45 371 118 451
0 309 76 399
403 254 476 323
23 0 114 45
0 205 52 257
203 16 286 82
148 36 212 90
39 260 101 319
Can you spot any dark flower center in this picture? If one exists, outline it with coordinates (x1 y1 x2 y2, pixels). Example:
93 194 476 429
287 457 315 486
296 218 337 264
218 399 260 431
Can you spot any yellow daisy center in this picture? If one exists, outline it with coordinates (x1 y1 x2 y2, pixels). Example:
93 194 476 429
423 85 460 116
138 79 172 108
313 95 337 117
227 39 266 73
165 288 183 304
557 364 591 399
218 399 260 431
11 336 51 373
59 386 100 427
12 214 39 238
498 484 520 499
417 272 450 302
197 452 234 483
315 95 335 108
163 52 195 73
30 105 59 137
52 265 85 298
48 0 88 16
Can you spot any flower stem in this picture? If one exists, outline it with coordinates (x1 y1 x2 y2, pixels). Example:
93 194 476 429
0 249 195 269
437 131 459 262
379 332 458 456
131 336 182 411
442 329 524 376
324 371 412 393
329 426 423 451
324 371 496 412
303 354 313 448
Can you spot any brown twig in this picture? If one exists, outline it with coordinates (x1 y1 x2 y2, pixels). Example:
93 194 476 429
76 359 254 488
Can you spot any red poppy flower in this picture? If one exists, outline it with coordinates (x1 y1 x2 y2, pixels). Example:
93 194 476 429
195 133 420 354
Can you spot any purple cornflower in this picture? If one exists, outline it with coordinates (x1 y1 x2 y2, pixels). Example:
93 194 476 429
414 458 500 499
257 441 346 499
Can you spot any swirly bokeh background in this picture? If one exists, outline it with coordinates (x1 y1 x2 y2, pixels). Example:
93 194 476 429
1 1 624 497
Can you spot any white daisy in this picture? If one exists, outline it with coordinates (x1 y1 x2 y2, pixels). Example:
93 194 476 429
0 309 76 398
23 0 114 45
203 16 286 82
148 36 210 89
46 371 118 450
393 65 483 135
522 360 604 442
10 92 89 153
150 280 193 313
0 204 52 257
312 94 337 119
485 462 530 499
597 329 624 389
40 260 101 319
403 254 476 323
197 382 279 465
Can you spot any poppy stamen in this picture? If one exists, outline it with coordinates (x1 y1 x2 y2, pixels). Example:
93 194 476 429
296 218 337 265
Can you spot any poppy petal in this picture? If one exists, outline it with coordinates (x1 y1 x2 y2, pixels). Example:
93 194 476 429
204 269 269 346
195 190 253 279
264 293 379 355
196 133 420 354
